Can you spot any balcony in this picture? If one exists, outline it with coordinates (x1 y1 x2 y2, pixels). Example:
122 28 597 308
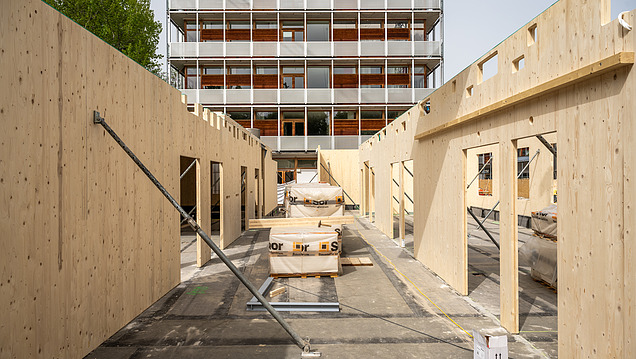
169 0 441 10
170 41 443 58
262 135 364 152
414 88 435 101
361 88 386 103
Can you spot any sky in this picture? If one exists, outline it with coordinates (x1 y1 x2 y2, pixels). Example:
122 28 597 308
150 0 636 81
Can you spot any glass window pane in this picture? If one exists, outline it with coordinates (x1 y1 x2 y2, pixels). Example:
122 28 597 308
283 112 304 119
255 111 277 120
334 67 356 74
276 159 295 169
361 20 383 28
307 111 330 135
256 67 277 75
414 75 425 88
334 111 356 119
203 67 223 75
387 110 406 119
255 21 277 29
283 67 304 74
283 123 293 136
334 20 356 29
307 21 330 41
297 159 317 168
387 66 409 74
388 20 409 29
294 122 305 136
229 67 251 75
282 21 304 28
202 21 223 29
295 77 304 88
414 66 426 74
361 110 383 119
307 67 329 88
229 21 250 29
228 111 251 120
187 31 198 42
294 31 304 41
360 66 383 74
283 77 293 88
283 31 293 41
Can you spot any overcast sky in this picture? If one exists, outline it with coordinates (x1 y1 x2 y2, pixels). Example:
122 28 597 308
151 0 635 81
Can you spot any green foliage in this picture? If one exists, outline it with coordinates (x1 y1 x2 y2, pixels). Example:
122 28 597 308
44 0 163 74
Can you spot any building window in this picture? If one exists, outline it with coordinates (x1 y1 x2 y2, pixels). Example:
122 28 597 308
387 19 410 40
334 66 357 88
360 110 385 135
387 109 407 122
255 21 277 29
186 67 199 89
201 67 224 89
253 21 278 41
185 20 199 42
412 19 425 41
333 19 357 41
281 21 304 42
307 66 330 88
360 66 384 88
387 66 410 88
282 67 305 89
478 153 492 196
201 21 223 41
227 67 251 89
226 21 250 41
334 110 358 135
281 111 305 136
254 66 278 89
307 21 330 41
254 110 278 136
228 111 251 129
360 19 384 41
414 66 427 88
517 147 530 198
307 111 330 136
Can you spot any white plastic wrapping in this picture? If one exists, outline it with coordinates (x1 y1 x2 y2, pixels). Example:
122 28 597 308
269 227 340 275
284 183 344 218
531 204 557 238
519 237 557 287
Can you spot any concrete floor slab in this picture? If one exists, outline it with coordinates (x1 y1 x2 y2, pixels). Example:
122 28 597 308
86 212 553 358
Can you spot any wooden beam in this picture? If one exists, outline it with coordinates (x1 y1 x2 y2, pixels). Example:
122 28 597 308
248 216 355 229
415 52 634 140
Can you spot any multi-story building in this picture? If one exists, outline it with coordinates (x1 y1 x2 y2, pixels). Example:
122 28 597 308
167 0 443 183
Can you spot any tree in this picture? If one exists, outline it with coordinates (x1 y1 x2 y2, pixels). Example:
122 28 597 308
44 0 163 75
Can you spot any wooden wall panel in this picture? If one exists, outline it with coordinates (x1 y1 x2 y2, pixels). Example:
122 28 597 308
253 29 277 41
333 29 357 41
317 149 361 206
358 0 636 355
0 1 278 358
360 29 384 41
254 75 278 89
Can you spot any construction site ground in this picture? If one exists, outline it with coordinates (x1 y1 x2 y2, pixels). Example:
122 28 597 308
86 212 556 358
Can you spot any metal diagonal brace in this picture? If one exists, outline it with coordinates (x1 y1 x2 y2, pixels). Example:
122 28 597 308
92 111 316 355
467 207 500 249
320 162 358 208
535 135 556 157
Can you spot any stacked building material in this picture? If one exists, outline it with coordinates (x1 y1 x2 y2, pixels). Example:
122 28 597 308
269 227 340 277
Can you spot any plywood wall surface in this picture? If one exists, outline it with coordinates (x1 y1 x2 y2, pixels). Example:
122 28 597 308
358 0 635 355
0 0 277 357
318 149 360 206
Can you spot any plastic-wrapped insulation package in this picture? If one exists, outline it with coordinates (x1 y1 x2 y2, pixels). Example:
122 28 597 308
531 204 557 239
269 227 340 276
519 237 557 288
284 183 344 218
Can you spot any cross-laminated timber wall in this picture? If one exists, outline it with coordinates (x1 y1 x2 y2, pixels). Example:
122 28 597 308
0 0 277 357
359 0 635 356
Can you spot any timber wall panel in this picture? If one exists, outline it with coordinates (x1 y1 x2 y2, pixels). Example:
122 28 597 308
0 0 277 357
358 0 635 355
317 149 361 206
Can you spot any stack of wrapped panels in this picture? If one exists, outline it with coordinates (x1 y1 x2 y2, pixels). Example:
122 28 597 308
269 227 340 276
284 183 344 218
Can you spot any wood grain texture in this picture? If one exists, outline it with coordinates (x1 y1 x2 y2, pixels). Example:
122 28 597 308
248 216 354 229
0 1 278 357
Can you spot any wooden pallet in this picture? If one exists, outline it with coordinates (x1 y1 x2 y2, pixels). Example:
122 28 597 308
341 257 373 266
271 272 338 279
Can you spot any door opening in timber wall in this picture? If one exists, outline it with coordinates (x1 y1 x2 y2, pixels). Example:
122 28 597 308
211 161 223 245
241 166 247 231
180 156 199 281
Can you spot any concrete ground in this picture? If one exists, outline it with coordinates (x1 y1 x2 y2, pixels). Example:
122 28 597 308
393 213 558 357
86 212 551 358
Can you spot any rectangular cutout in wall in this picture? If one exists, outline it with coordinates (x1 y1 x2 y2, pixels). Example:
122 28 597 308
478 52 498 83
466 85 473 98
513 55 525 73
452 80 456 92
528 24 537 46
211 161 223 239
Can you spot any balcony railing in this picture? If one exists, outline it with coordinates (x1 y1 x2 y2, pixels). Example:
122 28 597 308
261 135 365 151
180 88 435 105
170 41 442 58
169 0 441 10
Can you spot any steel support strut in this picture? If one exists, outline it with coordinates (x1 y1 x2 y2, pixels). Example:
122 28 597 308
92 111 314 354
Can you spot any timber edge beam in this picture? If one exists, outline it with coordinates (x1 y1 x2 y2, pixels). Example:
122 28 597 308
415 52 635 140
248 216 355 229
